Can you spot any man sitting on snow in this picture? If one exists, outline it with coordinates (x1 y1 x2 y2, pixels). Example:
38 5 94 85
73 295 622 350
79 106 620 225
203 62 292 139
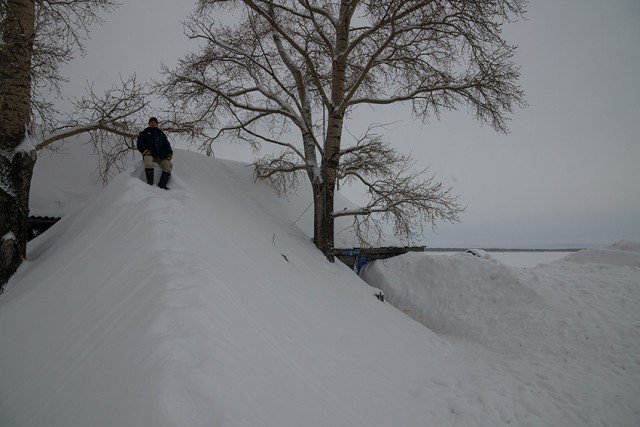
136 117 173 190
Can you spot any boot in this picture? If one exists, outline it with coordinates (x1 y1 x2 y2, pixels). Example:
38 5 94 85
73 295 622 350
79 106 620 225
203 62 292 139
145 168 154 185
158 171 171 190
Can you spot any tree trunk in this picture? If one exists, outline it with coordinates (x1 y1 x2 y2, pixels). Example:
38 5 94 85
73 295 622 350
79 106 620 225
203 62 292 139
312 178 335 262
316 112 344 262
0 151 37 286
0 0 37 287
312 1 353 262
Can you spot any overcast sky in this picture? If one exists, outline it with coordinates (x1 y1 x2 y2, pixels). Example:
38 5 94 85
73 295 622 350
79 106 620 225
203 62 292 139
58 0 640 248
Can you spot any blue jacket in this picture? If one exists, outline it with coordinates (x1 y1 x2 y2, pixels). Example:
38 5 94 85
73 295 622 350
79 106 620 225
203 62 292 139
137 127 173 160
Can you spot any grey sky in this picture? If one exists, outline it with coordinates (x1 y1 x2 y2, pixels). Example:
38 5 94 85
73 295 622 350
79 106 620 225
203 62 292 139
58 0 640 248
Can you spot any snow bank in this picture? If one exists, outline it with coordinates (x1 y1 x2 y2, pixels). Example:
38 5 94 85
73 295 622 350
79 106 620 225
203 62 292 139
0 150 481 427
558 240 640 267
362 246 640 426
361 252 543 354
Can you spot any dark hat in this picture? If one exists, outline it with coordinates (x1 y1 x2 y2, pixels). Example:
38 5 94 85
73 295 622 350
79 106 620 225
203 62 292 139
149 117 158 124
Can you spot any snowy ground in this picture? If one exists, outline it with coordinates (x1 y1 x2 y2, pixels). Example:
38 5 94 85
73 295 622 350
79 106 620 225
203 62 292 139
362 244 640 426
425 250 576 268
1 146 639 426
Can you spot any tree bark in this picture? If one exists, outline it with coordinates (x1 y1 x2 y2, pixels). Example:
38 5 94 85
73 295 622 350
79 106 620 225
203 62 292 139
0 151 37 286
0 0 37 287
312 0 354 261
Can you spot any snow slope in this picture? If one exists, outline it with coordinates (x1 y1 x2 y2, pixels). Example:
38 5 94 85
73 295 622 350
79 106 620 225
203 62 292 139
2 148 639 426
29 137 361 247
362 245 640 426
1 150 470 426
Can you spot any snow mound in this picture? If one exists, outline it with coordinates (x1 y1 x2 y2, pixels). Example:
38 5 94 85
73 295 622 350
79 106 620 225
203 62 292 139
607 239 640 252
465 248 497 262
4 146 640 427
559 240 640 267
1 150 485 427
361 252 543 354
29 136 363 247
361 247 640 427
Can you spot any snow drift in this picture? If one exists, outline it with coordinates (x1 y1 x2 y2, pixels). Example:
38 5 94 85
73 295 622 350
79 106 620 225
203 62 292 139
362 251 542 354
1 147 639 426
0 150 479 426
362 245 640 426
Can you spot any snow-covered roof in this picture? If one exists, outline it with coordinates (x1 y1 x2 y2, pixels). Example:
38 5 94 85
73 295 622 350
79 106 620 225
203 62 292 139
2 139 638 426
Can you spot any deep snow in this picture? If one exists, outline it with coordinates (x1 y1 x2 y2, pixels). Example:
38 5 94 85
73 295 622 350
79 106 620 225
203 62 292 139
362 244 640 426
1 146 639 426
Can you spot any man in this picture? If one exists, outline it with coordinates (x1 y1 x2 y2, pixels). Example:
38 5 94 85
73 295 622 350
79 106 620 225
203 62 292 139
137 117 173 189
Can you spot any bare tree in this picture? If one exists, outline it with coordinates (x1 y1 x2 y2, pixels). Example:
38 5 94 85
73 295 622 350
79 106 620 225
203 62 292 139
332 126 463 245
163 0 526 261
42 74 193 184
42 74 152 184
1 0 116 287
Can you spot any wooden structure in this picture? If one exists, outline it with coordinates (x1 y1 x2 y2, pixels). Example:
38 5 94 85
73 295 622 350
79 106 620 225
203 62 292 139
28 216 60 240
335 246 425 274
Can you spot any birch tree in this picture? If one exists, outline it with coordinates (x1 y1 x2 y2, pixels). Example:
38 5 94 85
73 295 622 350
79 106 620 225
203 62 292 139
1 0 116 287
163 0 526 261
